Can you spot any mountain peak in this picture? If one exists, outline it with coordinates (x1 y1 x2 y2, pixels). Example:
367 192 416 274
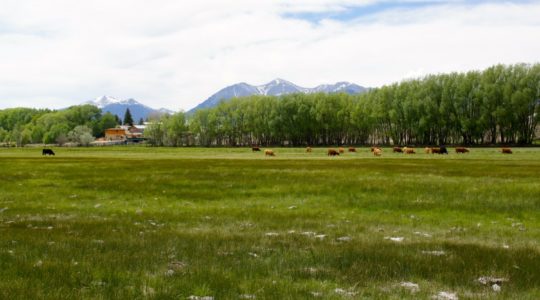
88 95 121 108
267 78 290 85
256 78 304 96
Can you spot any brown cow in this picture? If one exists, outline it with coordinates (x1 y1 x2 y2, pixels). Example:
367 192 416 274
393 147 403 153
501 148 512 154
403 147 416 154
455 147 469 154
264 149 275 156
424 147 431 154
373 148 382 156
348 147 356 152
327 149 340 156
252 146 261 152
430 147 442 154
338 147 345 154
306 147 312 153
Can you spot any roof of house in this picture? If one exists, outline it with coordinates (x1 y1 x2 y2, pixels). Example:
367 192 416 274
105 128 127 133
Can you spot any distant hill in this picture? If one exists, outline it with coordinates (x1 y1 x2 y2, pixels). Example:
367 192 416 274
189 79 368 112
84 96 174 122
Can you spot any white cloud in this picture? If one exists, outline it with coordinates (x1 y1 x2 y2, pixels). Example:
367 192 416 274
0 1 539 110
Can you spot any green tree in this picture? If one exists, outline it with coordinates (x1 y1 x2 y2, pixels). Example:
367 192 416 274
145 122 164 146
68 125 95 146
123 108 134 126
96 112 118 137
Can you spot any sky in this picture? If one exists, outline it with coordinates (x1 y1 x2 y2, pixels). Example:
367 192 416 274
0 0 539 111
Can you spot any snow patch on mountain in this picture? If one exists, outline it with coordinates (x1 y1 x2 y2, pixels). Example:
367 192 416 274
86 96 122 108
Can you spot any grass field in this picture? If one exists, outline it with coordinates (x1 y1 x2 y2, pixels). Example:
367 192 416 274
0 147 539 299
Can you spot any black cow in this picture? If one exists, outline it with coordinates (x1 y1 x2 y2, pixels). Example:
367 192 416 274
42 149 55 156
439 146 448 154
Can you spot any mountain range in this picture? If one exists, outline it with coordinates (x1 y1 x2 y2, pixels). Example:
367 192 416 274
84 96 174 123
83 79 368 120
189 79 368 112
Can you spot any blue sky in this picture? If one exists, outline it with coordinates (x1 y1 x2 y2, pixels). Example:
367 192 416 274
0 0 539 110
284 1 447 23
284 0 527 23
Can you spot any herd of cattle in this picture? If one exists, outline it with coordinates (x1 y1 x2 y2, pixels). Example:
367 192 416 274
251 146 515 156
41 147 514 157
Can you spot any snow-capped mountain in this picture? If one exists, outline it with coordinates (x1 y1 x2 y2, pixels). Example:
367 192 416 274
256 78 308 96
86 95 122 109
311 82 366 94
189 79 367 112
85 96 174 122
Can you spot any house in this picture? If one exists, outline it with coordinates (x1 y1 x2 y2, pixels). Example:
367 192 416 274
127 126 144 139
105 128 127 141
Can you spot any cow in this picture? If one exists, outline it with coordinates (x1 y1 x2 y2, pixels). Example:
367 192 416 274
42 149 55 156
264 149 275 156
306 147 312 153
430 147 441 154
252 147 261 152
373 148 382 156
348 147 356 152
327 149 340 156
424 147 432 154
501 148 512 154
338 147 345 154
426 147 448 154
403 147 416 154
431 147 448 154
393 147 403 153
455 147 469 154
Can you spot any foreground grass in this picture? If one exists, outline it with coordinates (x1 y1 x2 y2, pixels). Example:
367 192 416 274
0 147 539 299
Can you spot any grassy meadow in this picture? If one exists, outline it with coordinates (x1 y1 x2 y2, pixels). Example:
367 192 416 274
0 146 539 299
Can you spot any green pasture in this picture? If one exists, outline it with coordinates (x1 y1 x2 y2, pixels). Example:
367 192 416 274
0 147 539 299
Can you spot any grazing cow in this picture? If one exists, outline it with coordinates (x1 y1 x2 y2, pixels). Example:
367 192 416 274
501 148 512 154
393 147 403 153
264 149 275 156
403 147 416 154
424 147 432 154
327 149 340 156
430 147 441 154
455 147 469 154
429 147 448 154
306 147 312 153
348 147 356 152
338 147 345 154
252 147 261 152
373 148 382 156
427 147 448 154
42 149 55 156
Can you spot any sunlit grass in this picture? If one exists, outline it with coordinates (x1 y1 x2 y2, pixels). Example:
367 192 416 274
0 147 539 299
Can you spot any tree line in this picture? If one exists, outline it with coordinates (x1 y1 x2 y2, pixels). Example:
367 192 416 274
1 63 539 147
173 63 538 146
0 105 118 146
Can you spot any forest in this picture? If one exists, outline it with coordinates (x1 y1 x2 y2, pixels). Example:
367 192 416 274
1 64 539 147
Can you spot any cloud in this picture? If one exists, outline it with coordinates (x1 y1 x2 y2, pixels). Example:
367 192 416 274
0 1 539 110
